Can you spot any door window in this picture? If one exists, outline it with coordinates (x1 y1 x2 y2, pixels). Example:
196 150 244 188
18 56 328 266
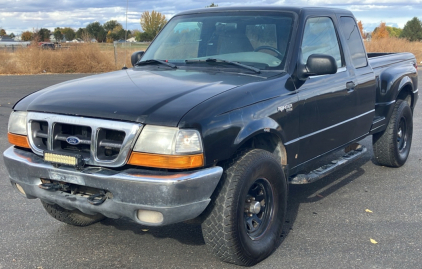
301 17 343 68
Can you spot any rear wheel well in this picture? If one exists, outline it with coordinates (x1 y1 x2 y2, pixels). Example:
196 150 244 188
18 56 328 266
397 85 413 108
236 133 287 166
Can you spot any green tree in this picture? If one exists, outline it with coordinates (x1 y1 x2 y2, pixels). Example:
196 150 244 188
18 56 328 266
103 20 121 32
86 22 106 42
0 29 6 36
206 3 218 7
400 17 422 41
131 29 141 38
62 27 76 41
106 24 128 41
21 31 33 41
53 27 63 42
75 28 86 39
386 26 402 38
36 28 51 42
140 11 167 38
135 31 153 42
9 32 15 38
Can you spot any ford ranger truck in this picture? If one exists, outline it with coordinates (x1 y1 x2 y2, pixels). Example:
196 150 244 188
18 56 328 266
3 6 418 266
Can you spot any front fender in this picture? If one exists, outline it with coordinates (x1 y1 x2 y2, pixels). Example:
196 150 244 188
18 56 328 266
234 117 283 146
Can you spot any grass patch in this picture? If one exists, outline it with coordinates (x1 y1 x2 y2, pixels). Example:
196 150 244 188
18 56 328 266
0 38 421 75
364 37 422 63
0 43 149 75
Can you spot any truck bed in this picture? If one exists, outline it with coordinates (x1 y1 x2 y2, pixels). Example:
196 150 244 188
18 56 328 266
368 52 416 73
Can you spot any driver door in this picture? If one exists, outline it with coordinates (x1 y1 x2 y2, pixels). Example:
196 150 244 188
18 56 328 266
296 16 359 164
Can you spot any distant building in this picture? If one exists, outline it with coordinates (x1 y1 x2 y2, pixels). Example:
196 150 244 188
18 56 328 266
126 37 136 42
66 38 84 43
0 36 15 42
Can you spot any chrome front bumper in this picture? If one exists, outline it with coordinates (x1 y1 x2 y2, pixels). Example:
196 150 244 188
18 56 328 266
3 147 223 226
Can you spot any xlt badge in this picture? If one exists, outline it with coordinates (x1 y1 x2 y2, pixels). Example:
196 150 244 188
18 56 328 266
277 104 293 112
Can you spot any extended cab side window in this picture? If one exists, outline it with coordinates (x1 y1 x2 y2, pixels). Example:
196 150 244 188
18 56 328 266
339 16 368 68
301 17 344 68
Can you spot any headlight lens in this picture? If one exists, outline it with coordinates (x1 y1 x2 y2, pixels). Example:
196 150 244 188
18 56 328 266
175 130 202 153
8 111 28 135
133 125 203 155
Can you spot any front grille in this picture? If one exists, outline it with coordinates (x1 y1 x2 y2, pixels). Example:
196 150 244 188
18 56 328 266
27 112 142 167
96 128 126 161
53 123 92 158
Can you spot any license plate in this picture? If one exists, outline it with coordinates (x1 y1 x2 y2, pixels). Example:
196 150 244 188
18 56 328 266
44 151 85 169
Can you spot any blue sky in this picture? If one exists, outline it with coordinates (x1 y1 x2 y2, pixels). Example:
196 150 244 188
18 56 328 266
1 0 421 35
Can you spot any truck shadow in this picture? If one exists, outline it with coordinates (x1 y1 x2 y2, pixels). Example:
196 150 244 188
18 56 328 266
99 155 371 249
279 154 370 245
100 217 206 246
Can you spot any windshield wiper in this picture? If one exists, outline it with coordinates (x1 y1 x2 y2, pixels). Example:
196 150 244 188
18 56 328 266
185 58 260 74
135 59 177 69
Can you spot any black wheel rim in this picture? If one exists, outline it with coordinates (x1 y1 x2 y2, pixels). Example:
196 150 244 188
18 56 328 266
397 117 408 153
243 178 274 240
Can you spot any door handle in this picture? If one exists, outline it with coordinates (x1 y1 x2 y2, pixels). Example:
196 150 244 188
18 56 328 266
346 81 356 92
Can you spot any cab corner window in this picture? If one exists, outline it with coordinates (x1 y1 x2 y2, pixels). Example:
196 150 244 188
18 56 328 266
340 16 368 69
301 17 343 68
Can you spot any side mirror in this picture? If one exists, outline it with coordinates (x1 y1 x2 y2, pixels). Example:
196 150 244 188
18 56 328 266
131 51 145 66
306 54 337 76
298 54 337 80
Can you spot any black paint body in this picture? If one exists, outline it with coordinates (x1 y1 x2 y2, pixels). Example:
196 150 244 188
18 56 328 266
14 6 418 176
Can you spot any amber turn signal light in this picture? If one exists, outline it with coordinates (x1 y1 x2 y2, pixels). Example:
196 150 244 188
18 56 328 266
128 152 204 169
8 133 30 148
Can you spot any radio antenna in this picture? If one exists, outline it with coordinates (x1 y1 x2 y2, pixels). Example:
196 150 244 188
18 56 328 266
123 0 129 69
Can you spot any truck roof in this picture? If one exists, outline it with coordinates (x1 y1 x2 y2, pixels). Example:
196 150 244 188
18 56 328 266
176 6 354 17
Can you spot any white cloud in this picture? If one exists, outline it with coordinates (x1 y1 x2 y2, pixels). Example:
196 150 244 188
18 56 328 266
0 0 421 34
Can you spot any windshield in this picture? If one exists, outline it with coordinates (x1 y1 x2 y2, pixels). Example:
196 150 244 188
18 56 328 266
142 11 295 71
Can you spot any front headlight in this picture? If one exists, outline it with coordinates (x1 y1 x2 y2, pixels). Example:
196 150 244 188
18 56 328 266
129 125 204 169
8 111 28 135
133 125 202 155
8 111 30 148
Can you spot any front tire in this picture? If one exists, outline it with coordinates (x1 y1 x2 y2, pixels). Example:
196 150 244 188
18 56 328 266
373 100 413 167
201 149 287 266
41 201 105 226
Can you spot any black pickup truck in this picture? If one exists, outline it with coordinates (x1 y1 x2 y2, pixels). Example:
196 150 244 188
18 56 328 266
3 6 418 266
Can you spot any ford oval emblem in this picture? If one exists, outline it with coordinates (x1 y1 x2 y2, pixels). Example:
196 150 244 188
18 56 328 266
66 136 80 145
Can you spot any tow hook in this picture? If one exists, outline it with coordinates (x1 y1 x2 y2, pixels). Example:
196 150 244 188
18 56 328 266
39 182 70 191
87 191 111 205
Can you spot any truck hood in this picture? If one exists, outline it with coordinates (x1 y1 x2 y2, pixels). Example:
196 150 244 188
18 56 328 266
14 68 266 126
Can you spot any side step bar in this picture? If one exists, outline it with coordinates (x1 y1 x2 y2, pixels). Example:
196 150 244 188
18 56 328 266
289 145 367 184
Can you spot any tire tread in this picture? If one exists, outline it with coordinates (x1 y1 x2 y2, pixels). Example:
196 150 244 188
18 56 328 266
373 100 412 167
41 201 105 226
201 149 285 266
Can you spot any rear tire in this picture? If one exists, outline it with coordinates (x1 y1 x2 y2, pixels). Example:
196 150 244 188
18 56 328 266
201 149 287 266
41 200 105 226
373 100 413 167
